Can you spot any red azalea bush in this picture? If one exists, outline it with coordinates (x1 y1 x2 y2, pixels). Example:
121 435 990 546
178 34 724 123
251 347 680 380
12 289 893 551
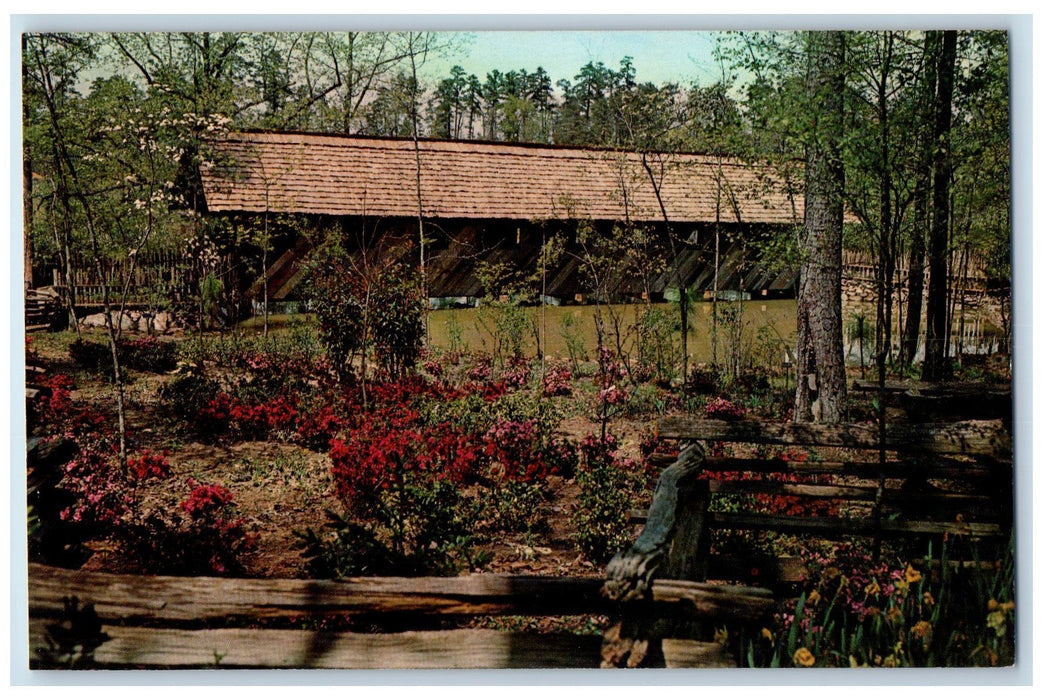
176 481 257 575
31 373 111 439
127 449 172 481
329 420 481 510
180 481 237 518
702 448 838 518
483 419 544 481
117 480 256 575
295 403 344 450
194 393 300 441
483 418 578 483
752 448 838 518
704 396 748 421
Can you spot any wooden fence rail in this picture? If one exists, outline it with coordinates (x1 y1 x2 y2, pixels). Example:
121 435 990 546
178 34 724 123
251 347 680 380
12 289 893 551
27 563 771 669
657 417 1010 456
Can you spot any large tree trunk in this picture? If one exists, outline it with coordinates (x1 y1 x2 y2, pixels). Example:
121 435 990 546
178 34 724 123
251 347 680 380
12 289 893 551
923 30 958 382
795 31 848 424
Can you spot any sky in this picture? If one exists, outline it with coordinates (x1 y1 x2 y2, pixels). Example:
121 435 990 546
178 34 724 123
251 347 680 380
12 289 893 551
419 31 730 88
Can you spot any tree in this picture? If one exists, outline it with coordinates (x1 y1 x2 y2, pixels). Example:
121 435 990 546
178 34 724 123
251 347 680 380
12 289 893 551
922 30 957 382
795 31 848 423
842 31 923 382
900 31 939 369
23 33 100 332
429 65 468 139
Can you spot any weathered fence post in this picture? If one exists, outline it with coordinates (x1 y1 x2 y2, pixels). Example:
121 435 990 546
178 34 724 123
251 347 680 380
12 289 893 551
601 442 711 667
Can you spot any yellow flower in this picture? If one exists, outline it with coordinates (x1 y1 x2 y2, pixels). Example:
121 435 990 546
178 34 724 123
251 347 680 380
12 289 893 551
988 598 1000 612
888 606 904 624
713 627 729 646
864 581 881 596
987 610 1008 637
904 565 922 584
761 627 774 642
807 589 821 606
911 620 933 640
793 647 816 667
1001 601 1015 613
922 591 935 606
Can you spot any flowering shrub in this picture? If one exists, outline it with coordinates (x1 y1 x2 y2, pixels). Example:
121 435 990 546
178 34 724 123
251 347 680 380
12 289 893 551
58 443 130 531
590 346 630 436
481 420 577 483
322 416 484 576
127 450 171 481
502 357 531 389
194 393 300 441
579 432 618 468
751 449 839 518
117 480 255 575
119 335 177 373
295 404 343 450
704 396 747 421
180 481 236 518
483 419 542 481
543 436 579 478
598 384 630 407
468 356 493 382
329 420 481 510
423 357 445 378
542 363 573 397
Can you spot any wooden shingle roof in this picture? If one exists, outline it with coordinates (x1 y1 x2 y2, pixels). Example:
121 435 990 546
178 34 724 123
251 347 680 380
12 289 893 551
200 132 804 225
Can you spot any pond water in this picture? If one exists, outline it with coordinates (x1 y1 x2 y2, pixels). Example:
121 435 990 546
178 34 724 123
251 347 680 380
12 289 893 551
427 299 800 367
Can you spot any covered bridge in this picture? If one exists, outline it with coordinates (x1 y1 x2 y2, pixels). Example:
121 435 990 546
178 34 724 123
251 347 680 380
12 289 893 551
200 131 806 304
